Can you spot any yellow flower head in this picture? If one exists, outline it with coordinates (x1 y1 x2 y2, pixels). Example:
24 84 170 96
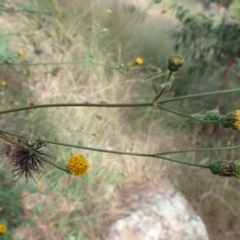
57 9 62 15
92 132 99 137
230 110 240 130
220 110 240 131
219 109 240 131
0 224 7 235
97 94 102 99
135 57 143 65
162 7 170 14
18 49 24 57
67 154 89 176
0 81 6 87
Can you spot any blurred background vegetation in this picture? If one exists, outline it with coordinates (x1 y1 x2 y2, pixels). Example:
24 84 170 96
0 0 240 239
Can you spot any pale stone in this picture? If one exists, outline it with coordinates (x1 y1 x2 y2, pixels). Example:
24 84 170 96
107 189 209 240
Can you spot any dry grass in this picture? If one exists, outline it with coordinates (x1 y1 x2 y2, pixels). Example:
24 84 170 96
1 1 240 240
0 1 182 239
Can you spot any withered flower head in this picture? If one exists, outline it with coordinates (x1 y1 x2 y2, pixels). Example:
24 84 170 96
0 135 47 181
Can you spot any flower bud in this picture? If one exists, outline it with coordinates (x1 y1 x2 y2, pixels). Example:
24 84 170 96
205 109 220 121
209 160 240 180
168 54 184 72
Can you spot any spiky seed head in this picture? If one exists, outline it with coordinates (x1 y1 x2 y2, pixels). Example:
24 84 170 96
0 135 47 182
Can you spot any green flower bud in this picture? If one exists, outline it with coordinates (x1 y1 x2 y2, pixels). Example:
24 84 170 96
205 109 220 121
168 54 184 72
209 160 240 180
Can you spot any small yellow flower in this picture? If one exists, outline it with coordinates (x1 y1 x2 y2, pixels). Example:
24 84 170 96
97 94 102 99
0 224 7 235
227 140 231 146
14 101 19 106
67 154 89 176
232 121 240 131
221 110 240 131
135 57 143 65
0 207 3 212
106 9 113 14
162 7 170 14
92 132 99 137
0 81 6 86
56 9 62 15
18 49 24 57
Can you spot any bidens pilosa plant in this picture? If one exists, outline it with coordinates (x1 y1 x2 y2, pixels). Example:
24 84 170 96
1 52 240 182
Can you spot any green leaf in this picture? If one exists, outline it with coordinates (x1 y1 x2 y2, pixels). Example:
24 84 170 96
21 2 39 14
0 34 17 63
151 82 159 95
86 54 94 66
23 219 37 228
25 69 31 78
95 114 102 120
0 34 8 55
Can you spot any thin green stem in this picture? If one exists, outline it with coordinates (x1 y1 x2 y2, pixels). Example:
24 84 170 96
155 145 240 155
157 88 240 104
91 61 119 69
156 104 217 123
159 155 209 168
0 102 153 115
145 72 166 81
45 139 209 168
1 60 87 66
1 129 238 156
0 130 221 169
0 133 21 146
0 88 238 115
39 155 68 173
153 88 166 102
45 140 152 157
153 71 172 102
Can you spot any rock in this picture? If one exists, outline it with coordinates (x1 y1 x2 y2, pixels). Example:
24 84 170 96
107 188 209 240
